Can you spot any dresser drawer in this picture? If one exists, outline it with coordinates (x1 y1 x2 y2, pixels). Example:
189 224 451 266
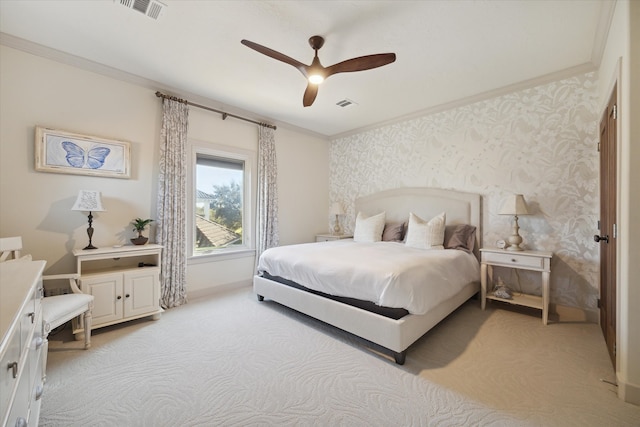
1 261 46 427
0 325 21 424
483 251 544 269
20 287 38 348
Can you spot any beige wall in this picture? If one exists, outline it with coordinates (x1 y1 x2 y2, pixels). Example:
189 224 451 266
0 45 330 297
597 0 640 406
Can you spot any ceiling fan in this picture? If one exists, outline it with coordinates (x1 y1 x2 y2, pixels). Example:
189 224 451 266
241 36 396 107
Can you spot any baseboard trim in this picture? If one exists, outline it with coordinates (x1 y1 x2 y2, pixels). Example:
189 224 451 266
618 376 640 406
187 280 251 300
550 303 599 323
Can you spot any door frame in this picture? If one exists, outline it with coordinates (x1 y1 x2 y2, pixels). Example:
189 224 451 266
598 62 621 371
599 84 618 368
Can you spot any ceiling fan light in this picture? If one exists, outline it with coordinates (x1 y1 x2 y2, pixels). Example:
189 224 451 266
309 74 324 84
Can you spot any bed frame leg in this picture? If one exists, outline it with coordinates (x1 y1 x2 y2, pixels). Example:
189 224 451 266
394 350 406 365
257 294 264 302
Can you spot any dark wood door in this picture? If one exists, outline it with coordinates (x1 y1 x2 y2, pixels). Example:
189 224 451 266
597 85 617 368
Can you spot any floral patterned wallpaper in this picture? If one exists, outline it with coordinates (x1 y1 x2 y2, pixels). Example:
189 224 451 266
330 72 599 311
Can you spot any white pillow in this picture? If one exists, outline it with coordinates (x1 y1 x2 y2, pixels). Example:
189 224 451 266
353 211 386 243
405 212 446 249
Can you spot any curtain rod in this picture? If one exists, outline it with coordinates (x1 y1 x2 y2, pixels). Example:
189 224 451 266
155 91 276 130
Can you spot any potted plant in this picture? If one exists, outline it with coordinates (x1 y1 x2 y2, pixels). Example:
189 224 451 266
131 218 153 245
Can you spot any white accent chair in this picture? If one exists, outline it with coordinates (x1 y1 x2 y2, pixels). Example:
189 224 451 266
0 236 94 349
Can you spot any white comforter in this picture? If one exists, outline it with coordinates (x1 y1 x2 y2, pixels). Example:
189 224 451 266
257 240 480 315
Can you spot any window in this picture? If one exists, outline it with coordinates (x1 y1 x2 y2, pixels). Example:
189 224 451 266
190 144 253 258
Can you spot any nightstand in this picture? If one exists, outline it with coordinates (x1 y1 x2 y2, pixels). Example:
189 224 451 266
316 233 353 242
480 248 553 324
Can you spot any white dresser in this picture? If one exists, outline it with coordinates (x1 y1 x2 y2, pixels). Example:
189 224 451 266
0 260 47 427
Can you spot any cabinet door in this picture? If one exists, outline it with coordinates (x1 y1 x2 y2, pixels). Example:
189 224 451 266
81 273 124 326
123 268 160 318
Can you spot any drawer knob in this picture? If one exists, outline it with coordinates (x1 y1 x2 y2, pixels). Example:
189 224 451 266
125 294 131 298
511 259 517 263
15 417 27 427
34 337 44 349
117 295 122 300
8 361 18 378
35 384 44 400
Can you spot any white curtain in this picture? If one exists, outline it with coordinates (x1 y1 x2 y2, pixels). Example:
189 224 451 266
256 125 279 263
156 98 189 308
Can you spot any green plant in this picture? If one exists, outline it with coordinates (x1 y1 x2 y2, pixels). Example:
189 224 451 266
131 218 153 237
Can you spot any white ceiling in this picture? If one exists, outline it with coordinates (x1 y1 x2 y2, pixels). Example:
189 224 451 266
0 1 610 138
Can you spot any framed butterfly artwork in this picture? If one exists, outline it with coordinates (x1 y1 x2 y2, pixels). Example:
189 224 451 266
35 126 131 178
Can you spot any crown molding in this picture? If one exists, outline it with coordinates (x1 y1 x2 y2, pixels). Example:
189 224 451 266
330 62 597 141
1 29 602 143
590 0 617 68
0 32 328 141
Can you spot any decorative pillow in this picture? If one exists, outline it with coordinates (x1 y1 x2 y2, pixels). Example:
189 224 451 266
353 211 386 243
405 212 446 249
382 222 405 242
444 224 477 253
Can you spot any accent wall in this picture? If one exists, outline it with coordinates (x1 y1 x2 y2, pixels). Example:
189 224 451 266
330 72 599 314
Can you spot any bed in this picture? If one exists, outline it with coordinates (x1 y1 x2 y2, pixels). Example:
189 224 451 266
254 187 482 364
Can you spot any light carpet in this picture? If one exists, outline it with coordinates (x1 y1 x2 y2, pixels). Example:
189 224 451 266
41 286 640 426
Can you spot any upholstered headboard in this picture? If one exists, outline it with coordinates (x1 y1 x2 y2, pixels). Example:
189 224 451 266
354 187 482 258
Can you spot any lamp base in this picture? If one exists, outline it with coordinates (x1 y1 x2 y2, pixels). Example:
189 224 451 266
506 215 524 251
83 212 98 250
332 214 342 235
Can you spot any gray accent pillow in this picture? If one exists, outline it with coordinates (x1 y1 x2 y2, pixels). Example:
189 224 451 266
382 222 405 242
444 224 477 253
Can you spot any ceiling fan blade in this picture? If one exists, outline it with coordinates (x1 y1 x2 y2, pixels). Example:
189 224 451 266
325 53 396 78
241 39 308 76
303 84 319 107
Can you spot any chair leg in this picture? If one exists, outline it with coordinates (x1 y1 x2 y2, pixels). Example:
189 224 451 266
83 310 92 349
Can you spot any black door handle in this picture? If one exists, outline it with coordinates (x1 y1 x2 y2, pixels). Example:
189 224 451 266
594 235 609 243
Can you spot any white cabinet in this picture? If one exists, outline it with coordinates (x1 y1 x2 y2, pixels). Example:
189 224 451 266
73 245 163 335
1 260 47 427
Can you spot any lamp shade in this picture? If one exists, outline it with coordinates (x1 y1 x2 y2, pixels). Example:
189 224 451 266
499 194 529 216
72 190 106 212
329 202 345 216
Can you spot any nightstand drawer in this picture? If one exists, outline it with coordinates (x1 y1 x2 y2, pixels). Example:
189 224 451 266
316 234 352 242
483 252 544 269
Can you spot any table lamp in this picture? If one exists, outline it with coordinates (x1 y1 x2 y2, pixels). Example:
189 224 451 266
329 202 345 235
499 194 529 251
72 190 106 250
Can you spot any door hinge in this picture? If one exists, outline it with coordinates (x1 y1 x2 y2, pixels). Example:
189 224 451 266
613 223 617 239
597 142 601 152
597 220 600 230
597 298 601 308
613 104 617 120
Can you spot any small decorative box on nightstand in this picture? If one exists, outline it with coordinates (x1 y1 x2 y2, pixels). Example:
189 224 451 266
315 234 353 242
480 248 553 324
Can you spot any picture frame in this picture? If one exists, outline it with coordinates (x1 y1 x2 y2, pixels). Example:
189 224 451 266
35 126 131 179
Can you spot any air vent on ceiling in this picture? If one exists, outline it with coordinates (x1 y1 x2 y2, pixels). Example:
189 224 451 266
336 99 358 108
117 0 166 20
